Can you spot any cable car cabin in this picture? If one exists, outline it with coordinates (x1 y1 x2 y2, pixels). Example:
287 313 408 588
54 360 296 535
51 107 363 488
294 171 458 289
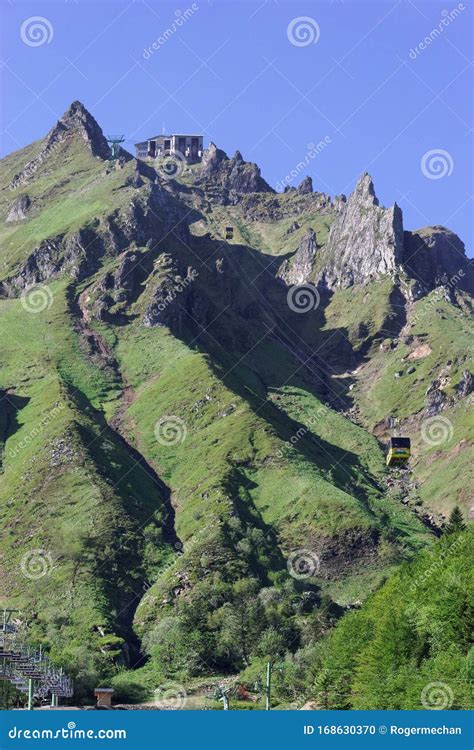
386 437 411 467
225 226 234 240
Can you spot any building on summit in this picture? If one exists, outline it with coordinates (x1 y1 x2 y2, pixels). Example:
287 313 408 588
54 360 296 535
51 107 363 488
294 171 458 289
135 134 204 163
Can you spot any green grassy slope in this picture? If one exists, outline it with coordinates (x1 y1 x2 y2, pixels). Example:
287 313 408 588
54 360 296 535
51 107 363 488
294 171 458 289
1 109 471 705
348 290 474 518
0 284 176 694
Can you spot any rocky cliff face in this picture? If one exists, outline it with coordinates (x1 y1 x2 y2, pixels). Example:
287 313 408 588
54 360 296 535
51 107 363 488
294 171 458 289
197 142 274 204
403 225 474 296
3 101 472 309
278 228 319 285
273 171 472 300
315 173 404 289
6 194 32 222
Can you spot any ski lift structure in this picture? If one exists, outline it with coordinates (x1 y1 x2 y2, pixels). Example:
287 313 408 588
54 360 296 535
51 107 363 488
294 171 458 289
106 135 126 160
0 609 73 709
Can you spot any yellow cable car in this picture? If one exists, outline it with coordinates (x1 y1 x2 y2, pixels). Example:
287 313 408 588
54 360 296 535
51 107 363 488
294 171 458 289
386 437 411 467
225 226 234 240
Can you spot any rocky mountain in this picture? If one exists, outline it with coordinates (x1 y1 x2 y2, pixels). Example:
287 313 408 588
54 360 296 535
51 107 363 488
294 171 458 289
0 101 472 706
278 170 473 295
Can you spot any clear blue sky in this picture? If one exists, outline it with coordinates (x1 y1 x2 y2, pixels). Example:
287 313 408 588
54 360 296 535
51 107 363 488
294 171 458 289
1 0 472 254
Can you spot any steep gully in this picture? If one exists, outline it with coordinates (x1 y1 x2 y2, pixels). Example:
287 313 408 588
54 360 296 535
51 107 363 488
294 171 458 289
68 282 183 664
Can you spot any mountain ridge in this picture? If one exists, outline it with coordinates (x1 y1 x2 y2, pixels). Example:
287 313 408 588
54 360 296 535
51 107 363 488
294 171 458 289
0 101 472 705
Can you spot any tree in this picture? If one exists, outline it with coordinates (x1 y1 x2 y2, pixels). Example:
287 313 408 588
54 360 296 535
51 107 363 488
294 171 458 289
217 579 265 667
444 506 467 535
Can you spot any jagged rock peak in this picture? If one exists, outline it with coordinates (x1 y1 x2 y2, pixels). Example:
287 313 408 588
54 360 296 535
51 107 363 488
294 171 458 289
201 141 228 172
351 172 379 206
9 101 111 190
199 142 274 199
298 176 313 194
54 100 111 159
316 173 404 289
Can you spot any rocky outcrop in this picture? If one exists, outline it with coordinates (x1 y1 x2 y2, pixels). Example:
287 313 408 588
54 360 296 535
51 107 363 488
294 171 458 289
0 175 189 302
403 226 474 296
9 101 112 190
98 251 141 316
332 194 347 214
457 370 473 398
278 228 319 285
423 362 472 416
424 379 447 416
198 143 274 204
143 266 198 330
6 194 32 222
298 176 313 194
0 228 104 294
315 173 404 289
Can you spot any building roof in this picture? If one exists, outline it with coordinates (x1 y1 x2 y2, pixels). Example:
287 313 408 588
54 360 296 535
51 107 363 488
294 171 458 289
134 134 203 146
